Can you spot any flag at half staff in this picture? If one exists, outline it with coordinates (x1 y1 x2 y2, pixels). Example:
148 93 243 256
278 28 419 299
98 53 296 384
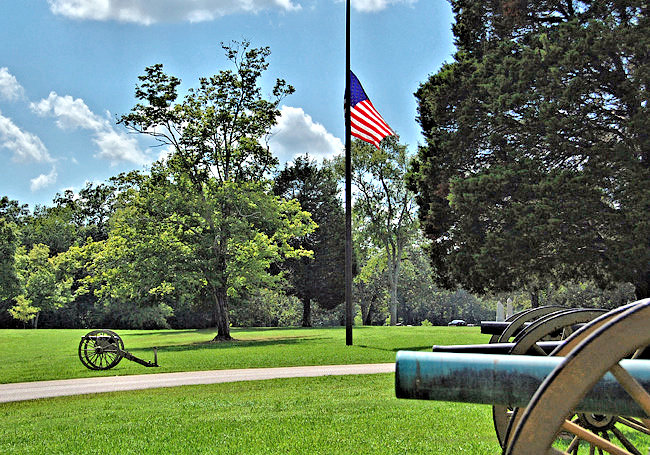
349 71 394 148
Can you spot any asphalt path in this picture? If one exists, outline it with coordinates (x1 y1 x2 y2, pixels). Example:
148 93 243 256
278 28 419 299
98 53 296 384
0 363 395 404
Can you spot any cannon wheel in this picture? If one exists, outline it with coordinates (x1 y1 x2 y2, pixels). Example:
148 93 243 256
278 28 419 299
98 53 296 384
491 306 567 343
505 299 650 455
78 329 124 370
504 303 650 454
492 308 607 447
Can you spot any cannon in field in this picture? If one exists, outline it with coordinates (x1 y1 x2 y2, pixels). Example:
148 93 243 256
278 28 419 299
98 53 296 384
78 329 158 370
397 300 650 455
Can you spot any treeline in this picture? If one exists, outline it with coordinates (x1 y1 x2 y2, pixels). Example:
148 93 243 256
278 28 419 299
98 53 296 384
0 41 495 332
3 4 646 333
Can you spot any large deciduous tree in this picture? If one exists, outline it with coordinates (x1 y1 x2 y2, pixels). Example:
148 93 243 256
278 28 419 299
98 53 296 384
274 156 346 326
119 41 314 339
411 0 649 301
344 137 418 325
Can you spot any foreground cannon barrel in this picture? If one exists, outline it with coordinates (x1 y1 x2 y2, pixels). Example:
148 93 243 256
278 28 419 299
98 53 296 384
395 351 650 418
431 341 562 355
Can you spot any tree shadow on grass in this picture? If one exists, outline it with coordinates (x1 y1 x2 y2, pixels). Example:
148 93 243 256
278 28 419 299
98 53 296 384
123 330 201 337
125 327 332 337
153 336 329 353
356 344 432 352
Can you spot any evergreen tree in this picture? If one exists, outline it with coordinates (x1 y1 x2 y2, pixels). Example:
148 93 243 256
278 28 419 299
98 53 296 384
411 0 649 300
274 156 346 326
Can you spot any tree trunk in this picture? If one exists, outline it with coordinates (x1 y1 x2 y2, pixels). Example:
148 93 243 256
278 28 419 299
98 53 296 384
389 281 398 325
32 312 39 329
211 287 232 341
363 300 374 325
530 289 539 308
302 298 312 327
388 257 401 325
634 272 649 300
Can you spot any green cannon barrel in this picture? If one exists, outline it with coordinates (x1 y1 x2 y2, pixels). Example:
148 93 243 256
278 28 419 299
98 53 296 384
395 351 650 418
431 341 562 355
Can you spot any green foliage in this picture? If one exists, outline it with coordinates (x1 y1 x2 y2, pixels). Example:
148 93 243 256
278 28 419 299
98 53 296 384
545 281 636 309
6 295 38 325
10 244 73 328
420 319 433 327
118 41 307 339
411 0 649 298
84 168 315 332
274 156 346 326
337 137 419 325
0 216 19 303
20 205 80 255
230 288 302 327
52 181 118 242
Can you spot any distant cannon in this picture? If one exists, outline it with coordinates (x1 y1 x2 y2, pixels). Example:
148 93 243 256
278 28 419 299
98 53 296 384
78 329 158 370
398 300 650 454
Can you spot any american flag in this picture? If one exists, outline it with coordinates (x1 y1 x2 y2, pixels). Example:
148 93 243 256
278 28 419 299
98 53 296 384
349 71 394 149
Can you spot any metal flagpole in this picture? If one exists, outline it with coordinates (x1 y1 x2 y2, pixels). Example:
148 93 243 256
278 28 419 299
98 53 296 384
345 0 353 346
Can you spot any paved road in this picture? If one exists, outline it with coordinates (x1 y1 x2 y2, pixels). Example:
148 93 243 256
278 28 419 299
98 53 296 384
0 363 395 403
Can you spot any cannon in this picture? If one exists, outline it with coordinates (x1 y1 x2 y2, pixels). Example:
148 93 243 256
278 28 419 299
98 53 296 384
78 329 159 370
398 300 650 454
442 307 610 446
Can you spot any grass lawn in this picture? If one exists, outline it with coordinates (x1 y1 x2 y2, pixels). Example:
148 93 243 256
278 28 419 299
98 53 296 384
0 326 500 454
0 373 502 454
0 325 489 383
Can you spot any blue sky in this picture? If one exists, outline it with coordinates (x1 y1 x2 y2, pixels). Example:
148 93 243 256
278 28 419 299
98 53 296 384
1 0 455 209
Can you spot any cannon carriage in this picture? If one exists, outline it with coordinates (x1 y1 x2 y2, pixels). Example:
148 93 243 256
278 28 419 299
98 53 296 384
78 329 159 370
397 300 650 454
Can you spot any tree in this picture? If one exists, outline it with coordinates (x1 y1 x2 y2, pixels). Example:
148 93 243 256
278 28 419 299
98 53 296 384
411 0 649 300
0 216 20 303
274 156 346 326
52 181 119 242
340 137 419 325
353 250 389 325
10 244 73 328
20 204 80 255
119 41 314 339
7 295 39 327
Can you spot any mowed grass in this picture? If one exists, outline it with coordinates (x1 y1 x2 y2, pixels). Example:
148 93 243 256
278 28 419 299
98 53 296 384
0 373 501 454
0 325 489 383
0 327 499 454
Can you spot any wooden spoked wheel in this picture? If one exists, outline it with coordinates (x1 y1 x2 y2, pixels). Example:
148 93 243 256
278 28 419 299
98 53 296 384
490 306 567 344
505 299 650 455
492 309 607 447
78 329 124 370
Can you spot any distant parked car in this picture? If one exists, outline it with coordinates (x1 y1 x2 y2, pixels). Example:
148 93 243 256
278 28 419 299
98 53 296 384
448 319 467 326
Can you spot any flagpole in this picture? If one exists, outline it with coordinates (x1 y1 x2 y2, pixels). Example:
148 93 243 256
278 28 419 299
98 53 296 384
345 0 353 346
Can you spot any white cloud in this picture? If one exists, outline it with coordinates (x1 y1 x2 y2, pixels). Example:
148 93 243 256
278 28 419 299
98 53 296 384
31 92 105 131
269 106 343 163
30 167 58 192
0 112 52 162
32 92 150 165
93 129 150 165
48 0 302 24
343 0 416 13
0 68 25 102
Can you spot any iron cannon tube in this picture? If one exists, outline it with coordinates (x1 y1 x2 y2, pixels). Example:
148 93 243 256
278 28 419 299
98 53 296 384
395 351 650 418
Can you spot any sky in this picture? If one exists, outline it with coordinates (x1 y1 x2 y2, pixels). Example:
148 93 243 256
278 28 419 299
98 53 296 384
0 0 456 209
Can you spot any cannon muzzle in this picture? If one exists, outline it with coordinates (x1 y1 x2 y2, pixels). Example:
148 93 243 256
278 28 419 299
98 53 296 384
395 351 650 418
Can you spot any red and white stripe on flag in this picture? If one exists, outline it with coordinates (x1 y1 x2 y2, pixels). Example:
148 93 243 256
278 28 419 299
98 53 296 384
349 71 394 149
351 99 393 149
